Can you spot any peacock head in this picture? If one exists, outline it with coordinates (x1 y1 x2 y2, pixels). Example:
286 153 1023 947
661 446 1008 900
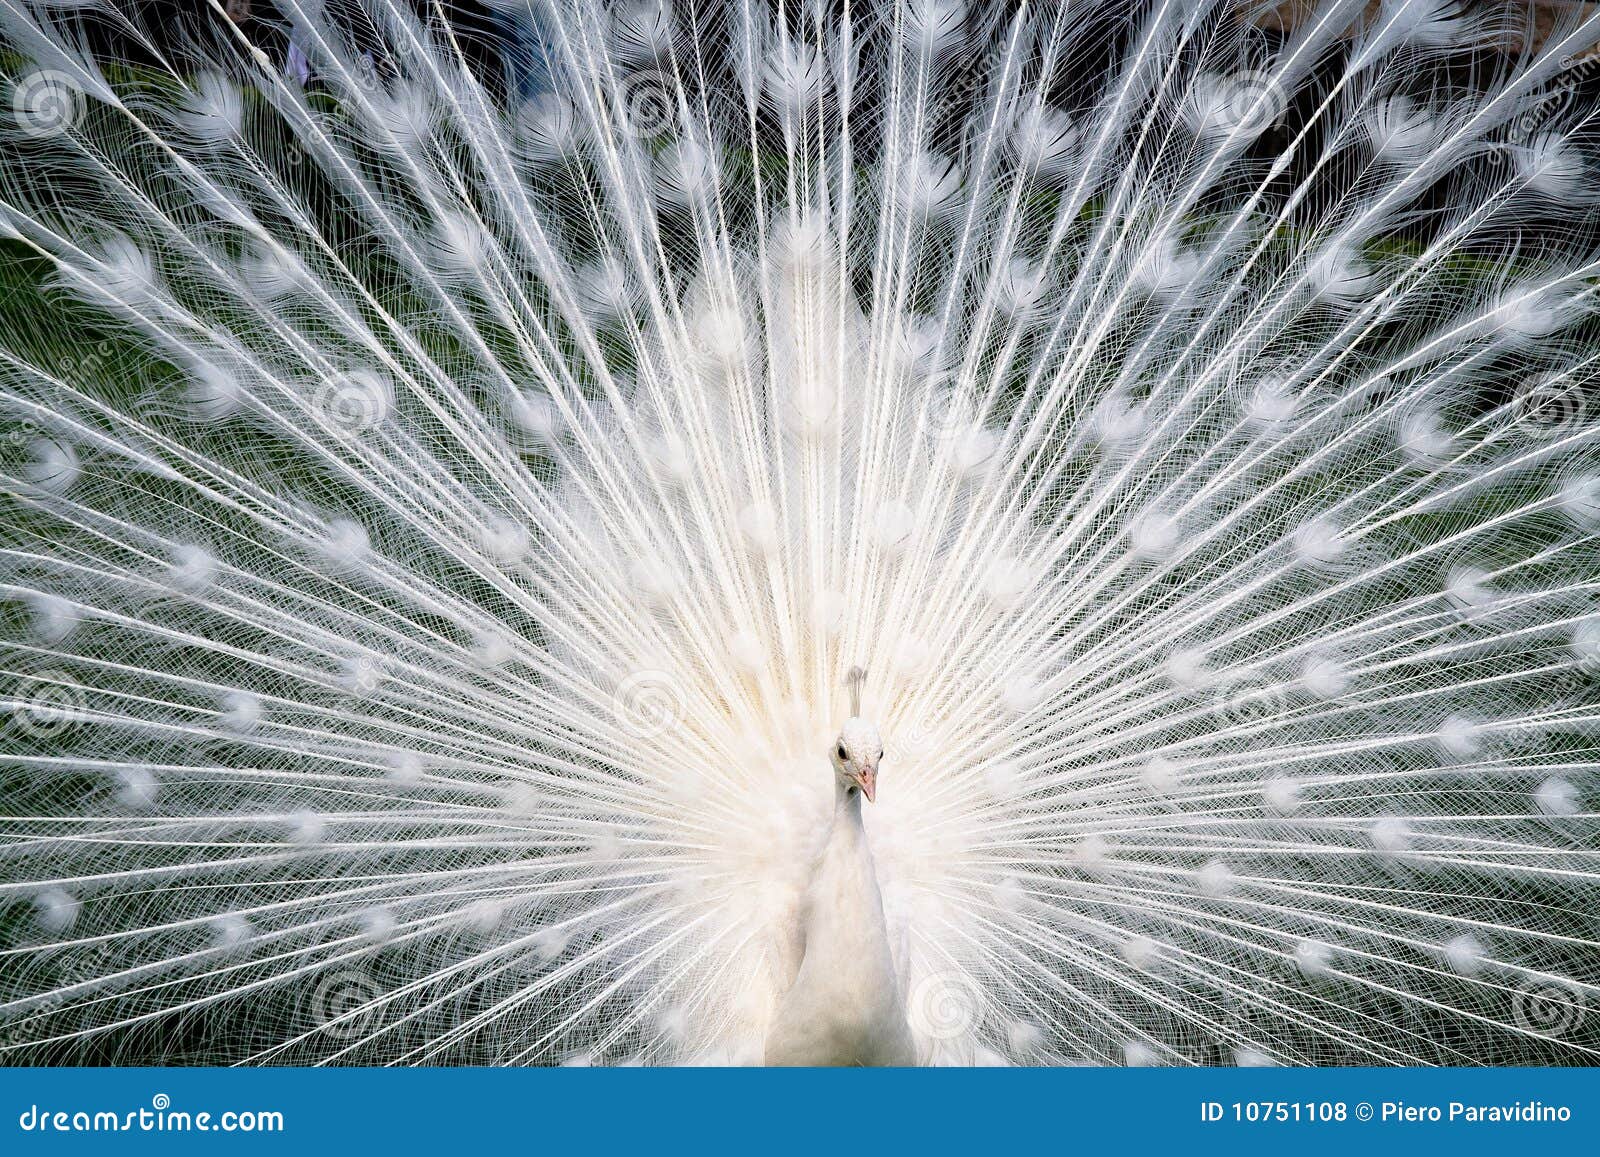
832 666 883 803
832 717 884 804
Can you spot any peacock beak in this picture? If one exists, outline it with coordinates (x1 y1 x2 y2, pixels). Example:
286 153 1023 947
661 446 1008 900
857 765 877 803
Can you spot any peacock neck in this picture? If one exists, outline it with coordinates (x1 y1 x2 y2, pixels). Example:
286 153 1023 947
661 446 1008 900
834 781 865 823
820 781 877 911
830 782 873 856
764 771 913 1066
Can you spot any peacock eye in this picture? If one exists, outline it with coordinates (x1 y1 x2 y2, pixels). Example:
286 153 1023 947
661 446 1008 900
837 744 848 761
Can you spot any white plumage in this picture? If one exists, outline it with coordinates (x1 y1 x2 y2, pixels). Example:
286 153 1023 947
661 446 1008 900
0 0 1597 1066
765 674 914 1065
764 781 913 1066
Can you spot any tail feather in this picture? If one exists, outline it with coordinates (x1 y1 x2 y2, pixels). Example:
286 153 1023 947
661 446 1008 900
0 0 1596 1065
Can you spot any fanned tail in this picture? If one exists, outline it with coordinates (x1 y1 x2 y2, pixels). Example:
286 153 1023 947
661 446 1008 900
0 0 1596 1065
